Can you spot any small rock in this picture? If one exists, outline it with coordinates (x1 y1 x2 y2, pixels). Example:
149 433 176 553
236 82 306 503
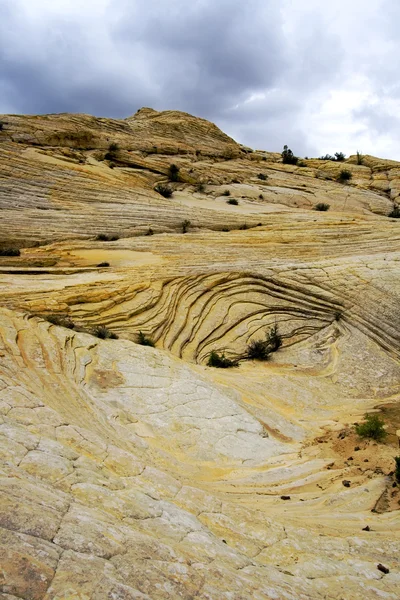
362 526 370 531
377 564 389 575
342 480 351 488
280 495 291 500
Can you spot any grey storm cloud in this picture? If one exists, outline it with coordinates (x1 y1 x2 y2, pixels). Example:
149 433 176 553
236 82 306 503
0 0 399 158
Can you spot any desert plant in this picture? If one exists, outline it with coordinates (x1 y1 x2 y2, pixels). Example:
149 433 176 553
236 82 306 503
259 194 264 200
181 219 191 233
168 163 180 182
258 173 267 181
356 151 364 165
355 413 387 442
395 457 400 483
222 190 231 197
281 145 298 165
137 331 155 347
105 142 119 161
95 234 119 241
196 182 205 193
207 351 238 368
93 325 118 339
388 206 400 218
0 248 21 256
265 324 282 351
245 339 271 361
335 152 346 161
337 169 352 183
319 154 335 161
97 262 110 267
145 227 154 236
227 198 239 205
155 184 173 198
314 203 330 211
46 314 75 329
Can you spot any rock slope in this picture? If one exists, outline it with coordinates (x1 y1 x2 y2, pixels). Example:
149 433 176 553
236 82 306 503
0 108 399 599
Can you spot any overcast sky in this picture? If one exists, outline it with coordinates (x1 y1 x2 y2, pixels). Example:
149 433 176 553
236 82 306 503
0 0 399 159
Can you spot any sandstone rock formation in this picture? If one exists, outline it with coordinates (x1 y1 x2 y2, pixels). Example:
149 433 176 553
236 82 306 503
0 108 399 599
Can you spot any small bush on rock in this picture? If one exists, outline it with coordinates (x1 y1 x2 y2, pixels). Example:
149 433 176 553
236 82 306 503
46 314 75 329
155 184 173 198
137 331 155 347
181 219 191 233
258 173 267 180
93 325 118 339
222 190 231 197
168 164 180 182
355 413 387 442
314 203 330 211
282 145 298 165
388 206 400 218
337 169 352 183
0 248 21 256
227 198 239 205
207 351 238 368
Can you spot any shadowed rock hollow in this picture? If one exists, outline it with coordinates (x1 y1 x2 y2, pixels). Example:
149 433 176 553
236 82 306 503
0 108 399 599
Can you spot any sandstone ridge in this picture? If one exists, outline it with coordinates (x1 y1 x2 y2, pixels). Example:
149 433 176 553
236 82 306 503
0 108 399 599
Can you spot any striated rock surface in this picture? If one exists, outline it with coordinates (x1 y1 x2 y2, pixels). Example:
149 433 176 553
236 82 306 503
0 108 399 599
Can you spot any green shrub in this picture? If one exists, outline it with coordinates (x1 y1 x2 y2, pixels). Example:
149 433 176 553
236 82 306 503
356 151 364 165
137 331 155 347
281 145 298 165
245 339 271 361
314 203 330 211
46 314 75 329
207 351 238 368
388 206 400 218
0 248 21 256
355 413 387 441
145 227 154 236
244 324 282 360
319 154 335 161
395 457 400 483
265 324 282 351
337 169 352 183
96 234 119 241
196 182 205 193
168 164 180 182
258 173 267 181
335 152 346 161
222 190 231 197
155 184 173 198
105 142 119 161
93 325 118 339
181 219 191 233
227 198 238 205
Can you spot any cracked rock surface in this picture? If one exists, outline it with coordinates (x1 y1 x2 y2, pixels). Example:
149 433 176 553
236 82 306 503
0 108 399 599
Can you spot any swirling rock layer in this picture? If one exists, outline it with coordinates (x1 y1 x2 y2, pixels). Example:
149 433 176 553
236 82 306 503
0 109 399 599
